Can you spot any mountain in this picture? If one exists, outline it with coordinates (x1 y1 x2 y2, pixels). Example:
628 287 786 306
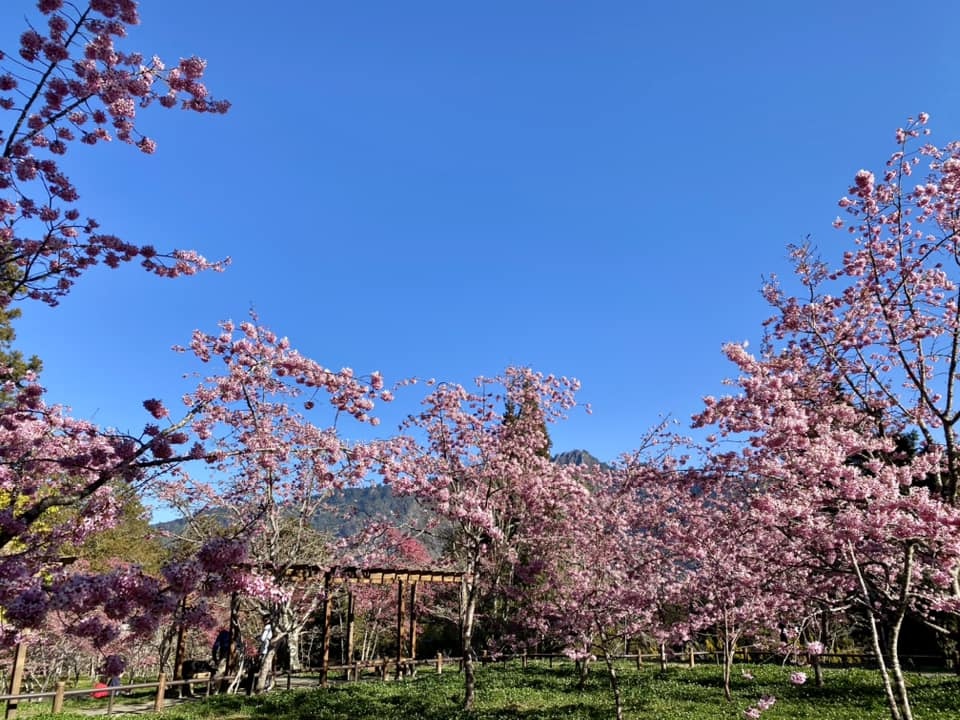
154 449 604 538
311 484 427 537
552 449 606 468
152 484 426 540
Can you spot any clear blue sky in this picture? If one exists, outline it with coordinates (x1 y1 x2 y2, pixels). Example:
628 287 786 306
5 1 960 467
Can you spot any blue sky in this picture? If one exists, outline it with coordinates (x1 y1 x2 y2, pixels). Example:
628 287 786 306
5 0 960 470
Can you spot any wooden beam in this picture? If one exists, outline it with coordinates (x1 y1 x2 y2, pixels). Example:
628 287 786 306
283 565 464 586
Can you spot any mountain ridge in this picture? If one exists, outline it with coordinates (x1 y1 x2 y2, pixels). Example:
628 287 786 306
152 449 607 536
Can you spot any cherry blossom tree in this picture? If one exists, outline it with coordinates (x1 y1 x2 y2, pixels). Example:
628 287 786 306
694 115 960 720
515 424 813 714
381 367 584 710
511 431 689 720
666 466 818 702
155 318 397 691
0 316 393 653
0 0 229 307
0 4 411 688
0 0 235 666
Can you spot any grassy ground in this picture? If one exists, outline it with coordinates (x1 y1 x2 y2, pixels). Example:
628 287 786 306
15 661 960 720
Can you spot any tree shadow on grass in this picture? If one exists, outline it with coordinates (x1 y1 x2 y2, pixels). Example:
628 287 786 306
234 679 615 720
243 685 456 720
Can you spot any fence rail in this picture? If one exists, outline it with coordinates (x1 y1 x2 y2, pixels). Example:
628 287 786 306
0 674 218 718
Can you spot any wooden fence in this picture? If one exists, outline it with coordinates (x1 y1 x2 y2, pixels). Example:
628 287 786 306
0 655 459 718
3 649 954 717
523 649 952 670
1 674 186 719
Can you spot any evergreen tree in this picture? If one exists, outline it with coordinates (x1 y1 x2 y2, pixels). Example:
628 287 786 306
0 305 41 388
79 484 166 573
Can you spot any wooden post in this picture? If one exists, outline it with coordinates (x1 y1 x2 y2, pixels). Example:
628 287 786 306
689 645 695 668
319 574 332 688
395 579 405 680
379 658 387 681
4 642 27 720
659 643 668 671
154 673 166 713
436 652 443 675
52 681 65 714
408 582 418 671
344 590 355 681
522 650 527 669
458 579 465 672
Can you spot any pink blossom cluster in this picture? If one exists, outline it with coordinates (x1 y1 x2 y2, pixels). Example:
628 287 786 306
744 695 776 719
0 1 229 306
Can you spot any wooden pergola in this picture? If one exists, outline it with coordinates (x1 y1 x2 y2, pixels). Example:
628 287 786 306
284 565 465 685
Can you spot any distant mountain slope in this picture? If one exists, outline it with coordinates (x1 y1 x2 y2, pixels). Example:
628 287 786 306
154 450 604 538
311 484 427 537
152 484 426 539
552 449 606 467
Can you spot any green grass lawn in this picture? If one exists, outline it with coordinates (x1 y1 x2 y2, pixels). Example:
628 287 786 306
16 661 960 720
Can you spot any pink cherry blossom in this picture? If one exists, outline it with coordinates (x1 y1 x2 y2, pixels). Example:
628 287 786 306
382 367 584 711
806 641 824 656
695 115 960 720
0 1 230 307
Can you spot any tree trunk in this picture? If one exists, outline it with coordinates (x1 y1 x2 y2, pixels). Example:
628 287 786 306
721 642 734 703
255 647 276 693
850 542 905 720
276 605 303 673
814 611 827 688
461 580 477 710
601 645 624 720
576 657 590 690
721 614 738 703
287 627 302 672
887 544 916 720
